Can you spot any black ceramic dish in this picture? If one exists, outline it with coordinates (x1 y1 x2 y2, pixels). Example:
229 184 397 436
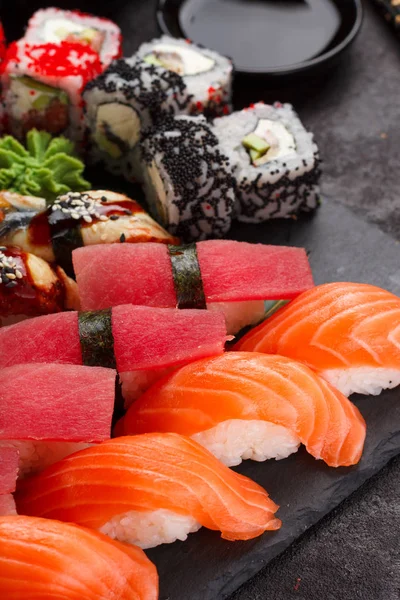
157 0 363 82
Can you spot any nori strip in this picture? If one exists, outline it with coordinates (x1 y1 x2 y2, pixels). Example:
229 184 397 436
78 308 116 369
48 208 83 278
168 243 207 309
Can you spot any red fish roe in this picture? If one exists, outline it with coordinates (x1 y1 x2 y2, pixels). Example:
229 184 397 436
2 41 103 86
0 22 6 64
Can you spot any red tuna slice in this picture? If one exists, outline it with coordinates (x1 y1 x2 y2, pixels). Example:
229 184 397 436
0 312 81 369
0 446 19 494
72 241 314 311
112 305 227 372
0 495 16 516
0 364 115 442
0 306 227 372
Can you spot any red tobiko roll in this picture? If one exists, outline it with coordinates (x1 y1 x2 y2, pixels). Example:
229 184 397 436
24 7 122 69
0 21 6 64
1 40 103 142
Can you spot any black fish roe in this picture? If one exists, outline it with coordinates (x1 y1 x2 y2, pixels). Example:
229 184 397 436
141 116 236 241
84 56 193 120
0 249 23 287
238 152 322 222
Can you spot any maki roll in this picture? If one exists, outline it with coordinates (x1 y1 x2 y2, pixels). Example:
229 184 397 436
213 102 321 222
83 56 192 180
137 35 233 117
0 190 178 277
1 40 103 142
140 115 236 240
0 246 79 327
24 8 122 69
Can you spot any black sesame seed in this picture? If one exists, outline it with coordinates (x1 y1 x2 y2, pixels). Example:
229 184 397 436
120 233 126 243
110 215 119 221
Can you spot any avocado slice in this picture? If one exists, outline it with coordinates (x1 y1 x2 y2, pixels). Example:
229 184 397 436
80 27 98 43
95 103 141 158
242 133 270 154
143 54 164 67
94 130 123 159
249 148 262 163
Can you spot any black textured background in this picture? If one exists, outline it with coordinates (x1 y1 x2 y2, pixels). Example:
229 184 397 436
1 0 400 598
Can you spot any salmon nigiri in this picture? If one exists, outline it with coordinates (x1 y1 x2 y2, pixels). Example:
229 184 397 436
235 282 400 397
0 516 158 599
16 433 281 548
116 353 366 468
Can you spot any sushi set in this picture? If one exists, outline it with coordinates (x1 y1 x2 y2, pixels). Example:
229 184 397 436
0 5 399 600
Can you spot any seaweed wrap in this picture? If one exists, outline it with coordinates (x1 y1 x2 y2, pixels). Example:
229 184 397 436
213 102 321 223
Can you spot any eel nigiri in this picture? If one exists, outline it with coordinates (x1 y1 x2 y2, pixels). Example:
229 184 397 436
0 304 227 406
116 353 366 468
16 433 281 548
0 516 159 599
236 282 400 397
72 240 314 334
1 190 178 277
0 363 116 476
0 245 79 327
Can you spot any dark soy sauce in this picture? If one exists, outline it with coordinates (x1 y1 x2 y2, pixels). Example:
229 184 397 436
179 0 341 71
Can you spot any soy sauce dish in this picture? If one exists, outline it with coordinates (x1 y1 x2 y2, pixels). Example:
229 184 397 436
157 0 363 80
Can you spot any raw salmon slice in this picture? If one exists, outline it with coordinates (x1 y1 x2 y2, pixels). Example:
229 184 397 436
16 433 281 548
0 515 158 599
116 353 366 468
236 282 400 396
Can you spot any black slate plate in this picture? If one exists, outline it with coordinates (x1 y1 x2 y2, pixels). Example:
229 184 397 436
143 199 400 600
157 0 363 81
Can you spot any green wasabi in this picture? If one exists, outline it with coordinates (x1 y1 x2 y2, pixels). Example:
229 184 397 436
0 129 90 204
168 243 207 310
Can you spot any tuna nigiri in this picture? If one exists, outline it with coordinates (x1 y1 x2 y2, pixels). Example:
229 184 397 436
236 282 400 397
0 363 116 476
0 516 159 599
72 240 314 334
16 433 281 548
0 304 227 405
116 353 366 468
